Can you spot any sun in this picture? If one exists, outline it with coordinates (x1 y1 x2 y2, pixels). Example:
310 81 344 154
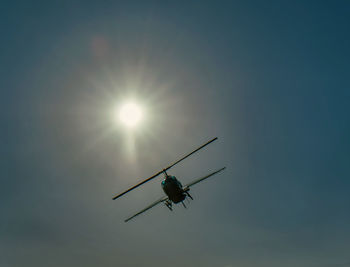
117 102 143 128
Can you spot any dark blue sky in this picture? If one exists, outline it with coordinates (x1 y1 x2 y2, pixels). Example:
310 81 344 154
1 1 350 267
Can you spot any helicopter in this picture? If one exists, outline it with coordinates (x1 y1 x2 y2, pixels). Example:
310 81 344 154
112 137 226 222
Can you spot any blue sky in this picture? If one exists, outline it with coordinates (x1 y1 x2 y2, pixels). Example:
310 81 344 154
1 1 350 266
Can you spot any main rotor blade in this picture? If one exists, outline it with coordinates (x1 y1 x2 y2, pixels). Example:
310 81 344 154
112 137 218 200
164 137 218 171
183 167 226 190
124 196 168 222
112 170 163 200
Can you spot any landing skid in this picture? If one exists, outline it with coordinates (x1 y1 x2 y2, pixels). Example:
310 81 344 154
185 191 193 200
164 200 173 211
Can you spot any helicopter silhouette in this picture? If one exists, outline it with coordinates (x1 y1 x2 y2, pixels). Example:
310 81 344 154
113 137 226 222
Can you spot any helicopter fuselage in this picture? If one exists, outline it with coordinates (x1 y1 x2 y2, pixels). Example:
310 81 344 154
161 175 186 203
112 137 224 222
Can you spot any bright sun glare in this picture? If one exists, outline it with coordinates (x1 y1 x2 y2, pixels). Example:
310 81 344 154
117 102 143 128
